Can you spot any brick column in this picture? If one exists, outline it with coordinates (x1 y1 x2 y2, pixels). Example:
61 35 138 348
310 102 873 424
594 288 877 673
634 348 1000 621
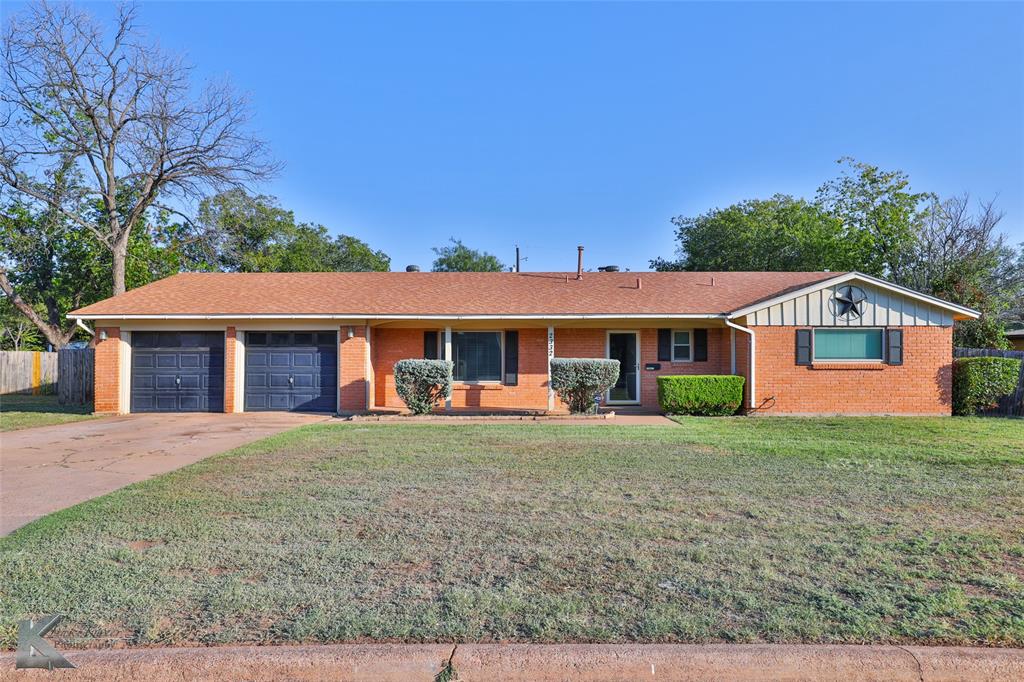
339 325 369 413
224 326 237 413
94 327 122 414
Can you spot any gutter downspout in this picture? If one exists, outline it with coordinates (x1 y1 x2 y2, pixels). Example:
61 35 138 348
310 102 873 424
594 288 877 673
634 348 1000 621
76 318 95 337
724 317 755 409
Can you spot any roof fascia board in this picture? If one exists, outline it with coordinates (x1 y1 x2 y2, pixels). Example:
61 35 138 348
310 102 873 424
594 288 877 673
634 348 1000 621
727 271 980 320
69 313 729 321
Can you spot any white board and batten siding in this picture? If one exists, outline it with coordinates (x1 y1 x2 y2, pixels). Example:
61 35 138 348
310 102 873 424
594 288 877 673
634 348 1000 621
743 282 954 327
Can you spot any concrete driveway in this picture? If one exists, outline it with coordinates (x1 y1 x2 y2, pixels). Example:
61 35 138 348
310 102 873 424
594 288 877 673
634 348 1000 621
0 412 328 536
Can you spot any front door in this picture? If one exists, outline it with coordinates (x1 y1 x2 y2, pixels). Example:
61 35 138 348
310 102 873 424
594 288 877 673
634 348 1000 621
607 331 639 404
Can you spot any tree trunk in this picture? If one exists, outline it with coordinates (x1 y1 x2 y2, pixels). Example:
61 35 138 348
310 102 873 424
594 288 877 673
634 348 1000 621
0 270 78 349
111 234 129 296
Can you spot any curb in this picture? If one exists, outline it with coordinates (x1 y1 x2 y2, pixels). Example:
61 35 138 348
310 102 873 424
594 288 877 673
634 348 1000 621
3 643 1023 681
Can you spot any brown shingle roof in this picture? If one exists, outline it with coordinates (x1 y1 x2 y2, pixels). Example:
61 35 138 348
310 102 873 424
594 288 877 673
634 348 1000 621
69 271 843 318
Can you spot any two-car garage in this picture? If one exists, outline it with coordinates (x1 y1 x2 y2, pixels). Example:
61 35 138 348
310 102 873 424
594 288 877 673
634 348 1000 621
130 330 338 413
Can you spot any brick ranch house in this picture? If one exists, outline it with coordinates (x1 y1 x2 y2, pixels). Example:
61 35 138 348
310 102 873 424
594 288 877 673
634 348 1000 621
69 270 978 416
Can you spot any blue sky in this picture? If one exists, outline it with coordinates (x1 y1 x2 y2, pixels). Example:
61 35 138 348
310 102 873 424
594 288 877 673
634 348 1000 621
9 1 1024 271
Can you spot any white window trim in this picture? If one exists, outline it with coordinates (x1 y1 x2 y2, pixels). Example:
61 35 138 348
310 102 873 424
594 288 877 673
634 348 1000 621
671 329 693 363
812 327 886 363
451 330 505 384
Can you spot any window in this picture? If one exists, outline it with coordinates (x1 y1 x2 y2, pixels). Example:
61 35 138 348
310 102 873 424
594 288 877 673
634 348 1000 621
813 329 884 361
452 331 502 382
672 330 691 361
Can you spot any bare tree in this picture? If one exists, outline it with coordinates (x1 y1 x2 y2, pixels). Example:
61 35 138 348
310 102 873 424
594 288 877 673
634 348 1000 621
1 2 278 296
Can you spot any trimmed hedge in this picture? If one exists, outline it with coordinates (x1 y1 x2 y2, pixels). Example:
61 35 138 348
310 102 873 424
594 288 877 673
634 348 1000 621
657 375 745 416
550 358 620 414
394 359 453 415
952 357 1021 416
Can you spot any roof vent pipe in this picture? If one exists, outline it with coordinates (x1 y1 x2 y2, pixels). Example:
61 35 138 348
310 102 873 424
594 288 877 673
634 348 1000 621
576 246 584 280
405 265 420 272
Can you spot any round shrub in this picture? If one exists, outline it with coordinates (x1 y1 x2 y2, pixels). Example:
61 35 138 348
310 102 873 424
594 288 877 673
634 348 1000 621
657 375 745 416
549 358 620 414
952 357 1021 416
394 359 453 415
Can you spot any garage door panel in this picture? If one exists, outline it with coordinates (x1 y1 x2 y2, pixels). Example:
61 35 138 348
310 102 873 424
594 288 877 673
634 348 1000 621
268 393 291 410
244 331 337 412
131 333 224 413
155 354 178 368
292 352 315 367
179 353 201 368
269 352 292 367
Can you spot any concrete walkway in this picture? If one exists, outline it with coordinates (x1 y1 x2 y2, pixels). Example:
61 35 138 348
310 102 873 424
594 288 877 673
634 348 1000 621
0 412 326 535
1 643 1021 681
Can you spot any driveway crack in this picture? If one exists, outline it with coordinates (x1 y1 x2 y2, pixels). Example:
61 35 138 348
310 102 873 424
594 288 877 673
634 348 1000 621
896 645 925 682
434 644 458 682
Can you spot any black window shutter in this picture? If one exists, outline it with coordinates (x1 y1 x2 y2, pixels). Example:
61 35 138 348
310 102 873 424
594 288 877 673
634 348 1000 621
658 329 671 361
693 329 708 361
424 331 438 359
887 329 903 365
795 329 813 366
504 331 519 385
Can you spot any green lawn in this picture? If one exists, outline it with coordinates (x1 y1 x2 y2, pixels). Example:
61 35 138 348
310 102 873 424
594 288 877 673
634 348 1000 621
1 418 1022 649
0 394 95 432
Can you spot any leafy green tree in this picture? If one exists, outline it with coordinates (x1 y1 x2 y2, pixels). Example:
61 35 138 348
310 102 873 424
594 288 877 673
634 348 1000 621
650 195 850 272
0 296 43 351
431 238 505 272
815 158 932 282
196 190 390 273
1 194 188 349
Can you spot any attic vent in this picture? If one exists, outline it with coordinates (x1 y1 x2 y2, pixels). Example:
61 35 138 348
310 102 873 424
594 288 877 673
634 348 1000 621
405 265 421 272
598 265 620 272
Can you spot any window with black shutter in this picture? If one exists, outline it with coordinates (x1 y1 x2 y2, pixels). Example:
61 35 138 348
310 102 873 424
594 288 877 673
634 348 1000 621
658 329 671 361
504 331 518 385
795 329 813 366
886 329 903 365
693 329 708 362
424 331 439 359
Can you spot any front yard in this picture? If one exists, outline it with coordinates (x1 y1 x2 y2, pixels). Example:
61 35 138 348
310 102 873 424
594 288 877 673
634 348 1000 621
1 418 1022 648
0 394 95 432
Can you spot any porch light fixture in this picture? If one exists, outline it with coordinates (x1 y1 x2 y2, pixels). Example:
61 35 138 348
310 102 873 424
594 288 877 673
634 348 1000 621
347 326 355 339
99 330 107 340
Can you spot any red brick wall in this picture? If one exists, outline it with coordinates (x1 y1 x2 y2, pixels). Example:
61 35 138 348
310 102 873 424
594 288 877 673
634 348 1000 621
752 325 953 415
372 327 550 411
94 326 122 414
224 327 237 413
340 326 368 412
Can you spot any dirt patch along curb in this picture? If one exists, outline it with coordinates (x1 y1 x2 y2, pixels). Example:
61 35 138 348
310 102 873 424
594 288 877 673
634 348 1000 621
2 643 1023 681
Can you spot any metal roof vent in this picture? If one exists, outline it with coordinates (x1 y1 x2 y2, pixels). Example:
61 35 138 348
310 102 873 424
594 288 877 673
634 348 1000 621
598 265 620 272
405 265 421 272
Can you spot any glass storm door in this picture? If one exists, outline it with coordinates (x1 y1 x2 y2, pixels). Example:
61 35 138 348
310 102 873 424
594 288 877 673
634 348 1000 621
607 331 639 404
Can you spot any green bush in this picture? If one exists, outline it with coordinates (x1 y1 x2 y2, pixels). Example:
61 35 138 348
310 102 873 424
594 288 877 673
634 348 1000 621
394 359 453 415
657 375 745 416
550 358 620 414
952 357 1021 416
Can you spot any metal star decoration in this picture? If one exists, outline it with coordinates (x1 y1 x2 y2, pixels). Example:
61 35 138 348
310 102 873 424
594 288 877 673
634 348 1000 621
833 285 866 319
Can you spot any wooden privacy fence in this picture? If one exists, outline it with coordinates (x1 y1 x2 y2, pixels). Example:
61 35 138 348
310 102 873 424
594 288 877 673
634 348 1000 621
0 350 58 395
0 349 94 405
954 347 1024 417
58 348 95 405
